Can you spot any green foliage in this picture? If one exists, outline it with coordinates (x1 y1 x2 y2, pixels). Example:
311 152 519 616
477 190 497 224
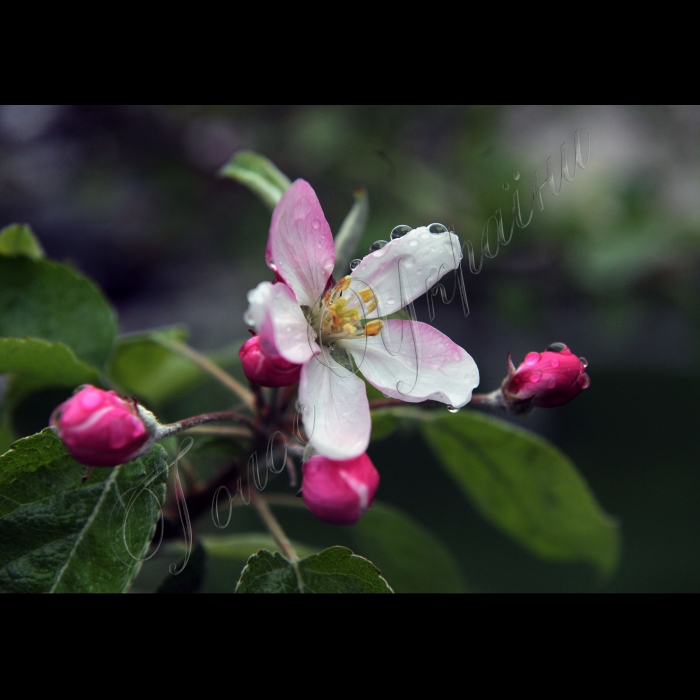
350 502 468 593
108 327 204 405
420 409 620 576
0 430 168 593
0 257 117 370
333 188 369 278
0 224 44 260
219 151 291 209
201 533 317 561
236 546 393 593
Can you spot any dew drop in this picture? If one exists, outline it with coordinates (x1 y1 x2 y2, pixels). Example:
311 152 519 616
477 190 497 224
312 219 321 230
530 370 542 382
350 259 361 271
551 357 560 368
447 405 460 414
513 171 520 181
524 353 540 366
420 232 430 239
409 239 418 247
502 182 509 190
578 375 591 389
428 223 448 235
286 326 292 332
546 378 556 389
546 342 567 353
579 357 588 368
369 240 388 252
387 298 396 306
391 224 412 240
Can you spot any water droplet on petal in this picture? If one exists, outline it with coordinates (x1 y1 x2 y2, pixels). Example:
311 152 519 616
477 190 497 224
312 219 321 230
428 223 448 235
551 357 560 368
502 182 509 190
578 374 591 389
524 353 540 366
420 232 430 239
286 326 292 332
369 240 388 252
513 171 520 180
391 224 412 240
546 377 556 389
387 298 396 306
350 259 361 271
447 405 460 414
408 240 418 247
579 357 588 368
530 370 542 382
546 342 567 353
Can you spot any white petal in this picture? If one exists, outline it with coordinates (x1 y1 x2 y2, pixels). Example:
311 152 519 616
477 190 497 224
341 319 479 407
347 226 462 315
298 348 371 460
245 281 319 364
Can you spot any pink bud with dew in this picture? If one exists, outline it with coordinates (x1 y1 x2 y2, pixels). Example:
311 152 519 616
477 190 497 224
50 385 154 468
301 452 380 525
239 335 302 388
502 342 590 412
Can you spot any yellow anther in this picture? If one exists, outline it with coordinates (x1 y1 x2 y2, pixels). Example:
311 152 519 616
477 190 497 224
335 297 348 311
364 320 384 337
358 288 374 304
338 276 352 292
343 323 357 335
367 300 378 313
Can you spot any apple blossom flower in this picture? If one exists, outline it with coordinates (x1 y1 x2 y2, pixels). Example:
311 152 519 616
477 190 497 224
502 342 590 413
301 452 379 525
50 385 159 468
239 334 302 387
244 179 479 460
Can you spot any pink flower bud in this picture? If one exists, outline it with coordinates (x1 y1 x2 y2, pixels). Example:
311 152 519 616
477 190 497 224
50 385 153 468
239 335 302 388
301 452 380 525
502 342 590 412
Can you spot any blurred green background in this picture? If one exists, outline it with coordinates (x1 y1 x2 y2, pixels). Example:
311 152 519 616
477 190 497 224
1 105 698 592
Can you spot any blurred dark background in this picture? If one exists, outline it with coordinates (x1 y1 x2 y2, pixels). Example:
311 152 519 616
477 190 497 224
1 105 698 592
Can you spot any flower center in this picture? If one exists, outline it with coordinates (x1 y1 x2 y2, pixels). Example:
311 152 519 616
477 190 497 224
311 276 383 344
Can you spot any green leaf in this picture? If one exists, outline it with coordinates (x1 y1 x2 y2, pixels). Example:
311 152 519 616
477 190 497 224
421 410 620 576
0 223 44 260
0 337 100 387
201 533 317 561
108 327 203 404
219 151 291 209
350 502 468 592
0 429 169 593
0 257 117 370
333 188 369 278
236 546 393 593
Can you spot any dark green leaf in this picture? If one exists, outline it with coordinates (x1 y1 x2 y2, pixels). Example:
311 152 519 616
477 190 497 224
219 151 291 209
236 546 393 593
0 429 169 593
350 502 468 592
421 409 620 576
0 337 100 387
0 223 44 260
333 188 369 278
0 257 117 370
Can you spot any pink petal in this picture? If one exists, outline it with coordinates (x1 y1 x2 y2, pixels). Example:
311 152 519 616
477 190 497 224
245 281 320 364
347 226 462 315
298 348 371 460
341 319 479 407
268 179 335 308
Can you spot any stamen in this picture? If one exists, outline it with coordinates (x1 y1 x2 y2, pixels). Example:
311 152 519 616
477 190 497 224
358 288 374 304
364 320 384 337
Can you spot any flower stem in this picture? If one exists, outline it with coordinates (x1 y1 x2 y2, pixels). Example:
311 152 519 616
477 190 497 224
157 338 255 410
157 411 258 439
249 490 299 562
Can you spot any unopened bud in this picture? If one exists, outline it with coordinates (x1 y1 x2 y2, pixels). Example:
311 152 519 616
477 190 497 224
50 385 157 472
502 343 590 413
301 452 379 525
239 335 302 388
